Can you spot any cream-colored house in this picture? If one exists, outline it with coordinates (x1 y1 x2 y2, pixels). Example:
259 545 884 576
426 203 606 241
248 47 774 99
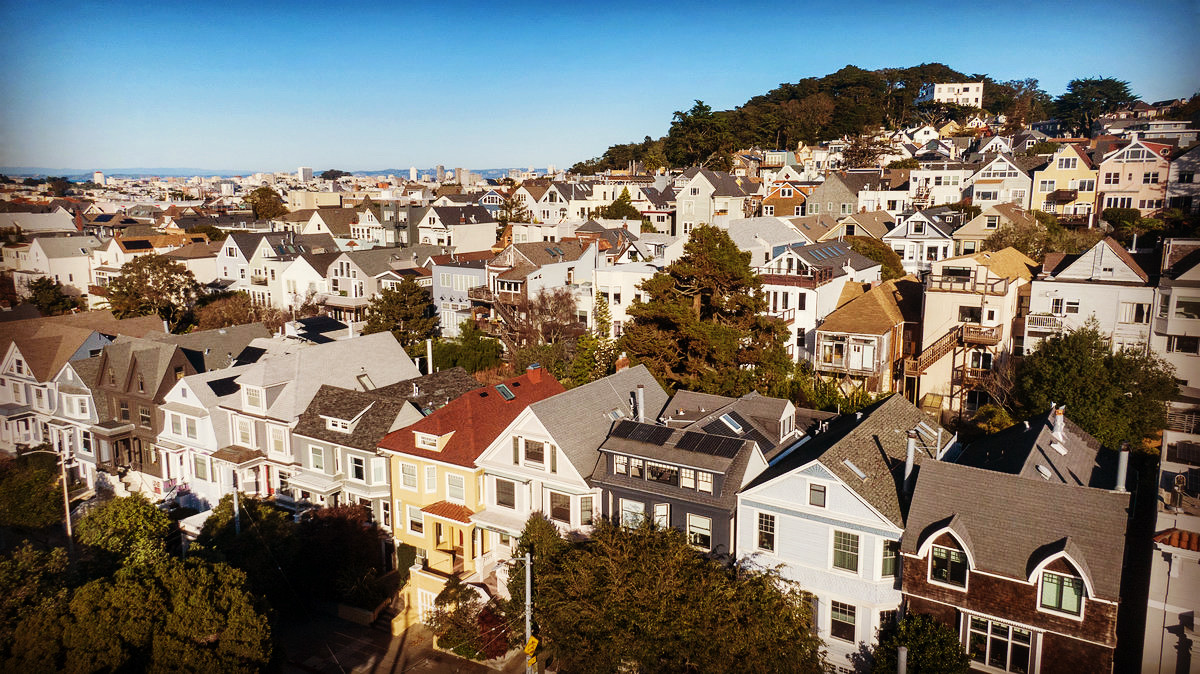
1031 144 1099 226
379 368 564 630
952 203 1037 256
1097 140 1171 215
906 248 1036 418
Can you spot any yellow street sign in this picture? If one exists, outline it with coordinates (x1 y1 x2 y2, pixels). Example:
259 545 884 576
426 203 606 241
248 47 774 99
527 656 537 667
524 636 539 655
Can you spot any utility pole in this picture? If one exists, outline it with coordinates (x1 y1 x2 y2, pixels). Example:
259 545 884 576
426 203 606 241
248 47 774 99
525 552 533 674
233 471 241 535
58 447 73 556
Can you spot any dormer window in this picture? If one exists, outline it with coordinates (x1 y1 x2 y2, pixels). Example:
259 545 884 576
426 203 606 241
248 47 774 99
415 432 438 450
1040 571 1084 616
326 418 351 432
931 544 968 587
245 387 263 410
137 374 145 393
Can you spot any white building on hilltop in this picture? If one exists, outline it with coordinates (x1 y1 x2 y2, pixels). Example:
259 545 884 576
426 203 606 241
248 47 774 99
915 82 984 108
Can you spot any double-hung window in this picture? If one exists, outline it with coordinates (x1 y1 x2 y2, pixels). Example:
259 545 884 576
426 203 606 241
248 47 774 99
311 446 325 471
931 545 968 587
830 601 856 642
350 456 365 481
495 479 516 508
697 471 713 494
425 465 437 492
407 505 424 534
757 513 775 552
1040 571 1084 615
687 514 712 550
447 474 465 503
401 463 418 490
833 531 859 572
809 483 826 507
881 540 899 577
619 499 644 528
653 503 669 527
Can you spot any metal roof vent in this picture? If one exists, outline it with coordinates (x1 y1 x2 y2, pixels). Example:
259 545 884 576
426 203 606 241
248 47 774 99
1036 464 1053 480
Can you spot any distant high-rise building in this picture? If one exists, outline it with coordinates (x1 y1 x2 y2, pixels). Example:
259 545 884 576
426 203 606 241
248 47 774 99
298 166 313 181
409 166 417 181
92 171 104 185
546 164 556 175
436 165 445 182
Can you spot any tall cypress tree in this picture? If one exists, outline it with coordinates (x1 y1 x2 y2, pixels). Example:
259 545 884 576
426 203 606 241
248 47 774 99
620 225 791 396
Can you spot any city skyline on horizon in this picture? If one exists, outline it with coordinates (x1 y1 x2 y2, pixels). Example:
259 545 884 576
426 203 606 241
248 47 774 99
2 0 1197 171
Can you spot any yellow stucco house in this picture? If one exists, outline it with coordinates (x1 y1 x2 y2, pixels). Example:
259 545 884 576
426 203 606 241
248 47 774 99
1031 144 1099 226
377 368 565 630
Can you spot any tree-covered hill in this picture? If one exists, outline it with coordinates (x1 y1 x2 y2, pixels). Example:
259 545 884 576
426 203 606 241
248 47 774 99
572 62 1053 174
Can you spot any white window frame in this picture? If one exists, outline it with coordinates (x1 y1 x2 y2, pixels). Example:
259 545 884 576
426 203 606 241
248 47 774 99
831 530 860 575
653 503 669 528
425 465 437 492
400 462 418 491
446 473 466 504
687 513 712 551
407 505 424 535
310 445 325 472
619 498 644 528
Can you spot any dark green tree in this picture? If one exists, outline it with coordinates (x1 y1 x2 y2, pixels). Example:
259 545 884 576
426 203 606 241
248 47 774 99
426 574 508 660
872 614 971 674
0 452 64 533
293 505 387 607
60 557 272 673
497 194 530 226
76 493 171 567
433 321 503 374
46 177 72 197
621 224 792 396
1024 141 1060 156
319 169 351 180
1014 322 1177 451
664 101 732 169
190 223 228 241
104 254 201 331
567 295 616 387
888 158 921 169
598 187 642 221
26 277 82 316
194 494 299 607
843 132 896 168
363 278 439 347
1054 77 1138 136
845 236 905 280
509 517 824 674
0 543 71 673
244 186 288 220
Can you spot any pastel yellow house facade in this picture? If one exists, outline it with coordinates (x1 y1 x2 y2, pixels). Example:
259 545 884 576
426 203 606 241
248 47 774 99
1031 144 1099 226
377 369 565 631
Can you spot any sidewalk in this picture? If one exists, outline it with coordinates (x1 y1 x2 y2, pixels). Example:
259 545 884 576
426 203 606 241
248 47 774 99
279 614 530 674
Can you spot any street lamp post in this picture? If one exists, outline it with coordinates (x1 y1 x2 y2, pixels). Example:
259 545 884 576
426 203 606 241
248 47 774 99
23 447 75 555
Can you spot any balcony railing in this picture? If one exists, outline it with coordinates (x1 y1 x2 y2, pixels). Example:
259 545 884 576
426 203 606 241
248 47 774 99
756 266 834 289
926 274 1011 296
1167 409 1200 435
962 324 1002 345
1025 314 1064 332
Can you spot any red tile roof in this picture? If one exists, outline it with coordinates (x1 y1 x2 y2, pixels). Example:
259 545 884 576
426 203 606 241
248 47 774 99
376 369 565 467
421 500 474 524
1154 528 1200 552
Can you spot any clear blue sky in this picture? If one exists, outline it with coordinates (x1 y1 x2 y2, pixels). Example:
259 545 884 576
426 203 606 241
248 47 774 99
1 0 1197 172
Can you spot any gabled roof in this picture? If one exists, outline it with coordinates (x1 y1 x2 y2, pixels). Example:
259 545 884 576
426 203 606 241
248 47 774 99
145 322 272 371
32 235 103 258
902 459 1129 600
526 365 668 475
292 385 416 451
745 394 950 527
940 247 1037 281
818 276 923 336
680 167 748 197
789 241 878 275
0 311 165 382
839 210 894 239
377 369 563 467
592 419 757 512
1041 237 1151 283
666 390 794 461
957 409 1118 487
785 214 838 241
370 368 484 415
310 208 360 236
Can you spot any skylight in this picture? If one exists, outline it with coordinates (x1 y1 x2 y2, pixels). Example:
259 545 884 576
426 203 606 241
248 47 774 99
719 413 743 433
843 459 867 481
496 384 515 401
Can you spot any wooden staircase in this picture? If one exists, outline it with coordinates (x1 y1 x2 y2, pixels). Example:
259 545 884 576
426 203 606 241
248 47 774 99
905 325 962 376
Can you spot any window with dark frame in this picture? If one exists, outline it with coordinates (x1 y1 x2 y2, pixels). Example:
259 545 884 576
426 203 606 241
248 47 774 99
809 483 826 507
932 545 968 586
